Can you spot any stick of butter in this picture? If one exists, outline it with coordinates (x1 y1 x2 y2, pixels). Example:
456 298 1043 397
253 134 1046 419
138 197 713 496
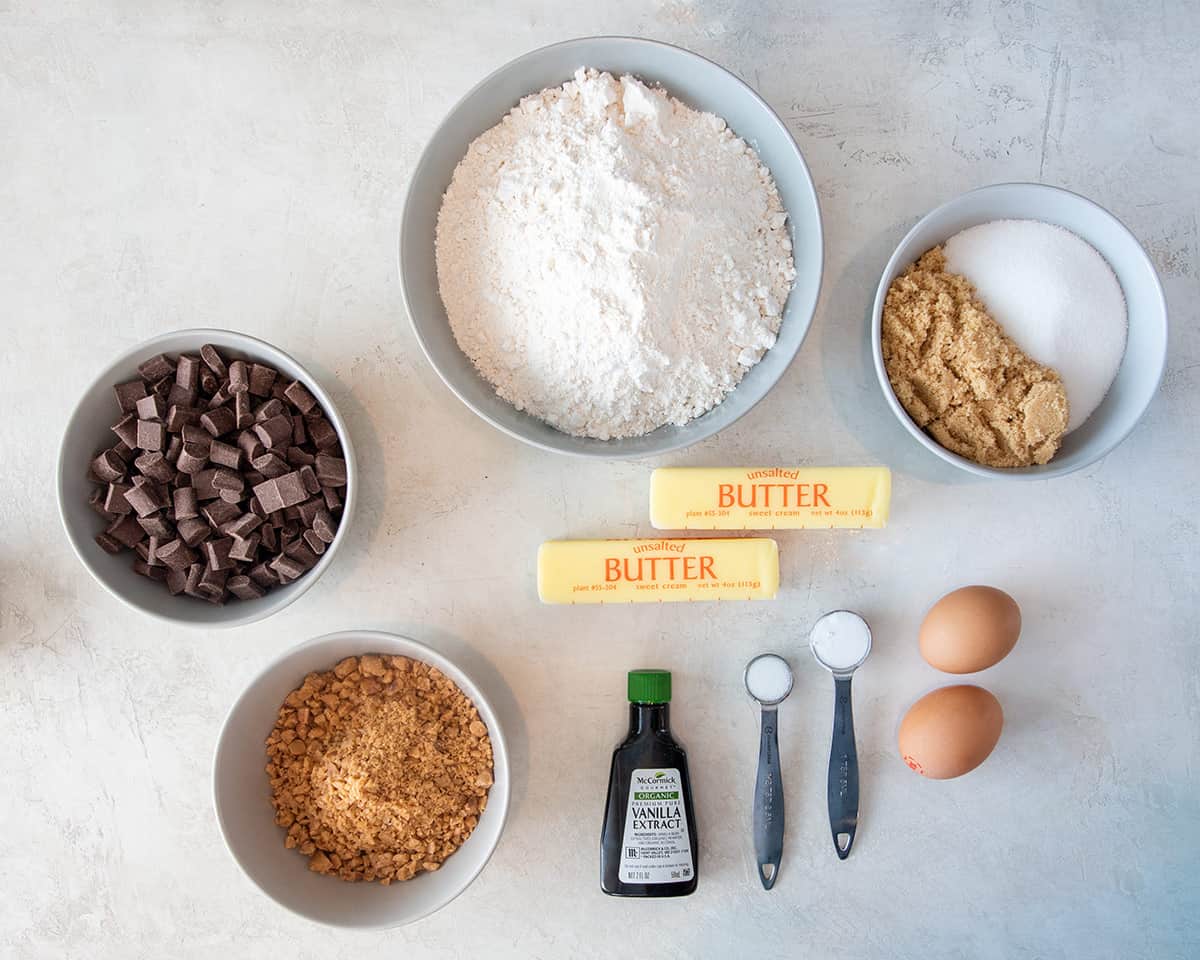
538 538 779 604
650 467 891 530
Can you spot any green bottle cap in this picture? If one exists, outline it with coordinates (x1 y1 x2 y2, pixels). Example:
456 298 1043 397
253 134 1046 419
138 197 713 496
628 669 671 703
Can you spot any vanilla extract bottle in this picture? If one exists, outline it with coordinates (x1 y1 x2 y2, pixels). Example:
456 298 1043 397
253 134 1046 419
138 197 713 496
600 670 698 897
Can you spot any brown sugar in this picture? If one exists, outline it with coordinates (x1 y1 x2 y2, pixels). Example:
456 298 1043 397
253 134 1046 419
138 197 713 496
266 654 494 884
881 247 1068 468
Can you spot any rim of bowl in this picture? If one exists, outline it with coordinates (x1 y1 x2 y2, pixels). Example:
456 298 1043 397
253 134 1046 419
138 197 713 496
55 327 358 628
870 181 1168 480
211 630 512 929
398 35 824 459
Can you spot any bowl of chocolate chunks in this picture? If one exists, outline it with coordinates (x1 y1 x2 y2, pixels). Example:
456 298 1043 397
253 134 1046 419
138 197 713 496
57 329 356 627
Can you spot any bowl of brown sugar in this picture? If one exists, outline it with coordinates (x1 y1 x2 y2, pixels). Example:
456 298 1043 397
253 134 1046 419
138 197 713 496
213 630 510 928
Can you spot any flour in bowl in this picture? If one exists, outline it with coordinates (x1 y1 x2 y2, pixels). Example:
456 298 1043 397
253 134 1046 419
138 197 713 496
435 68 796 440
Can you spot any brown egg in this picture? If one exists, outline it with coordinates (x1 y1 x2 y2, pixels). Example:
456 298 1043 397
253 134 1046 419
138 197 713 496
919 585 1021 674
897 685 1003 779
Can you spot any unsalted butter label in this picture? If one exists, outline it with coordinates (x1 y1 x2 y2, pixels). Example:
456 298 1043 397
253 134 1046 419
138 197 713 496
650 467 891 530
537 538 779 604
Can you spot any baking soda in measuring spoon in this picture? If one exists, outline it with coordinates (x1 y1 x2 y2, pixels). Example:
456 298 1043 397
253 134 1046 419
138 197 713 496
810 610 873 672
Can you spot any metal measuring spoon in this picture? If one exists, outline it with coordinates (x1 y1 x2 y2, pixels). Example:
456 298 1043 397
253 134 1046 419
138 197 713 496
744 653 794 889
809 610 872 860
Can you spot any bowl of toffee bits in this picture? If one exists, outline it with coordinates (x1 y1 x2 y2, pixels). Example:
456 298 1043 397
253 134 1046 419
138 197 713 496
213 630 510 928
57 329 356 627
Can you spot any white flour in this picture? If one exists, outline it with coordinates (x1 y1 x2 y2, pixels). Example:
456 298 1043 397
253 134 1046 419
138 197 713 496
435 68 796 440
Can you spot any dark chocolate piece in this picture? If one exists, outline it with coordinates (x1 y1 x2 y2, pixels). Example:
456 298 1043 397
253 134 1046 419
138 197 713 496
283 380 318 414
92 450 126 483
200 344 227 377
165 404 203 433
270 553 305 582
248 561 277 587
228 360 249 394
229 533 260 564
166 567 188 595
251 451 289 479
200 406 236 437
106 514 146 547
177 516 212 547
134 451 175 483
124 478 166 518
227 575 266 600
176 355 201 391
167 381 198 408
234 390 253 429
201 500 240 528
302 529 327 556
203 537 235 571
208 440 241 469
176 442 208 475
254 414 292 449
114 380 148 413
254 398 285 422
135 394 166 421
248 364 277 397
173 486 198 519
104 482 134 515
137 515 174 539
191 469 220 500
306 416 339 451
95 532 123 555
221 512 262 540
138 353 175 381
314 454 346 487
111 413 139 448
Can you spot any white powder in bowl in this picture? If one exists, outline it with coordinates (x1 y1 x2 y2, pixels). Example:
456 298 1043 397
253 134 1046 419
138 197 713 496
943 219 1127 433
435 68 796 440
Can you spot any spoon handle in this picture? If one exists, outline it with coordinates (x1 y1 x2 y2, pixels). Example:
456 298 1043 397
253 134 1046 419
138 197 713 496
827 675 859 859
753 706 784 889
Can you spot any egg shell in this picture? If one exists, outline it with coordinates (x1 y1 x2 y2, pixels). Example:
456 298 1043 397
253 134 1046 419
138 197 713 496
898 684 1003 779
919 585 1021 674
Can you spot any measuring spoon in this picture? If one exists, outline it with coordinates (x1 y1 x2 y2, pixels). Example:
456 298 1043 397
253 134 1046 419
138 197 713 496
809 610 872 860
744 653 794 889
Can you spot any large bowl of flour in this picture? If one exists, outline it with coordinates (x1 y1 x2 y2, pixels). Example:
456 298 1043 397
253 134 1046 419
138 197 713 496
400 37 823 458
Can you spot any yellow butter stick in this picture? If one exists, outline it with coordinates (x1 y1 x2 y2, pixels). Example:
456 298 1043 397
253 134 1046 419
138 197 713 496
650 467 891 530
538 538 778 604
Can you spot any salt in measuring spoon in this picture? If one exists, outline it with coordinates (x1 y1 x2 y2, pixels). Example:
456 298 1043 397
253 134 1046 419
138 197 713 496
809 610 872 860
743 653 794 890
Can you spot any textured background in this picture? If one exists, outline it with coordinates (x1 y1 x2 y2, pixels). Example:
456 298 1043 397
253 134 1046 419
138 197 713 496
2 1 1198 958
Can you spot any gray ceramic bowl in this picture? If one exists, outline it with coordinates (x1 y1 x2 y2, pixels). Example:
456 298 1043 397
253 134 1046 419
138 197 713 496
399 36 823 458
213 630 510 928
57 329 356 627
871 182 1167 480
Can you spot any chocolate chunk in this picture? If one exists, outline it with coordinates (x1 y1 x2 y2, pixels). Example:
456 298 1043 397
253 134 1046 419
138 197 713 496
291 416 307 446
176 442 209 475
252 478 283 514
181 423 212 448
136 419 165 452
207 383 230 409
200 368 219 396
177 516 212 547
284 539 319 570
92 450 126 483
251 451 289 479
167 381 198 408
260 522 278 552
138 514 174 539
106 514 146 547
202 537 236 571
183 562 205 597
306 416 339 451
234 390 253 429
95 532 123 555
211 467 243 492
227 575 266 601
248 364 277 397
199 561 228 594
302 529 327 556
200 406 236 437
218 487 245 505
228 360 249 395
270 553 305 582
200 344 228 377
285 446 315 467
248 561 277 587
155 538 196 571
254 398 285 422
110 439 136 463
135 395 166 421
111 413 138 448
173 487 198 519
104 482 133 515
208 440 241 469
151 376 174 400
283 380 318 414
165 404 203 433
134 451 175 482
322 485 342 512
191 469 221 500
221 512 262 540
176 355 201 390
132 559 168 581
201 499 240 528
228 533 260 564
254 414 292 449
236 430 263 459
299 465 319 495
114 380 147 413
313 508 337 543
124 478 166 518
166 567 188 595
137 353 175 381
314 454 346 487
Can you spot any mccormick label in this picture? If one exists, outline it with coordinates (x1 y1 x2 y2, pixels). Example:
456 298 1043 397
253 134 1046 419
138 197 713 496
618 769 694 884
536 538 779 604
649 467 891 530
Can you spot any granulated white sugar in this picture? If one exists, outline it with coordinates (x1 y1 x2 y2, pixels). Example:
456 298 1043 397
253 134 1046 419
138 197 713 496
435 68 796 440
943 219 1127 433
